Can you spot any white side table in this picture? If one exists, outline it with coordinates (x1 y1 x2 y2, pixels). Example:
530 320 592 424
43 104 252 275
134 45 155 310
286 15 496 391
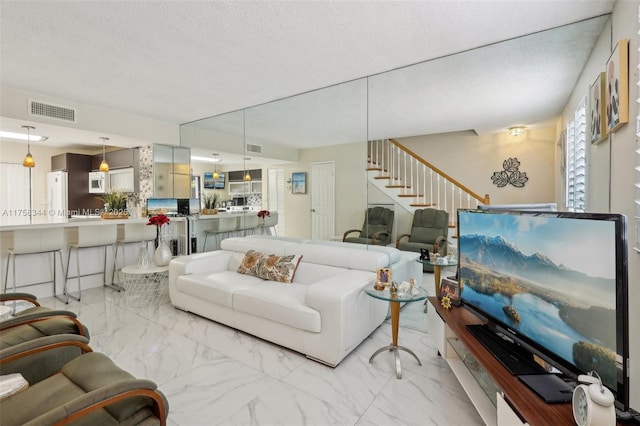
121 265 169 306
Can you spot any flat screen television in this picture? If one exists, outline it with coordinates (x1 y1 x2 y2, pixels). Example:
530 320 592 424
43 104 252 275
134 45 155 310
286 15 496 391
203 172 225 189
146 198 178 216
457 209 629 411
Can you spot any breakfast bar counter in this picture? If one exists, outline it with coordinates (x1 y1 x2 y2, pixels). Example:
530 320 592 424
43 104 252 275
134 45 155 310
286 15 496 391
0 217 188 299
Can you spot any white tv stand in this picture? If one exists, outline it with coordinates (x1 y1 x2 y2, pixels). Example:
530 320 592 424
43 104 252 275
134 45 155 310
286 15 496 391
426 297 591 426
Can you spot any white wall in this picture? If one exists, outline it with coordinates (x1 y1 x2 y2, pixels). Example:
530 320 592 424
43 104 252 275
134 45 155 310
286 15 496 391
560 1 639 411
398 127 557 206
0 140 99 223
1 86 179 146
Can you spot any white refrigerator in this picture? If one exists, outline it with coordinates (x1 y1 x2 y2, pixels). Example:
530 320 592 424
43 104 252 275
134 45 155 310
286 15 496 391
47 171 68 223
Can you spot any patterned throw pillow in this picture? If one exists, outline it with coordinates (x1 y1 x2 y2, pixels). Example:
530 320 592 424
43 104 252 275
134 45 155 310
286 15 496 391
237 249 263 277
237 250 303 283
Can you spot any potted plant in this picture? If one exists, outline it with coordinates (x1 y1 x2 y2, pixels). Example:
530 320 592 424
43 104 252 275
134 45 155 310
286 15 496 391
98 190 129 219
202 191 220 215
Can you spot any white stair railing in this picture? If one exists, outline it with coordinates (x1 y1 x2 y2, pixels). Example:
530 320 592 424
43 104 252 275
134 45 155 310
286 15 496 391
367 138 490 227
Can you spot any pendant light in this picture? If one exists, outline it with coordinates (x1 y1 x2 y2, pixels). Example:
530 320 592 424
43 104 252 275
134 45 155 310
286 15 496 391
22 125 36 168
99 137 110 172
213 153 219 179
244 170 251 181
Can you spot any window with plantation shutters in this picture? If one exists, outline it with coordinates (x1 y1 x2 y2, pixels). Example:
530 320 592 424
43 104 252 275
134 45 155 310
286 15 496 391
566 96 587 212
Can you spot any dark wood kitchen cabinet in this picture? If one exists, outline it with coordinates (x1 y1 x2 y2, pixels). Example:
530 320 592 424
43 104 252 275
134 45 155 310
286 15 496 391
51 153 103 212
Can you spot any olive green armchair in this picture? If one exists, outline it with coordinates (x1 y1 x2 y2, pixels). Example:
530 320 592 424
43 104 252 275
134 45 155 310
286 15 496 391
1 292 89 352
396 208 449 272
0 335 169 425
343 206 394 246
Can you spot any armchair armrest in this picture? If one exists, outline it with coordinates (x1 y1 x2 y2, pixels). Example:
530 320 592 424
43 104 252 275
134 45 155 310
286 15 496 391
0 334 91 363
0 334 92 385
434 235 449 255
370 231 389 245
34 378 169 426
1 310 87 337
0 293 39 306
342 229 361 242
395 233 410 248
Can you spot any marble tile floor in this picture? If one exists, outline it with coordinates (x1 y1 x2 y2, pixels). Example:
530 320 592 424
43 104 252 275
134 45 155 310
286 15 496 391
35 271 483 426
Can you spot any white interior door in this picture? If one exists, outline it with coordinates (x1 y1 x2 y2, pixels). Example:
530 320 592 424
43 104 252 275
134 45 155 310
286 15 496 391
310 161 335 240
0 163 30 226
267 168 285 236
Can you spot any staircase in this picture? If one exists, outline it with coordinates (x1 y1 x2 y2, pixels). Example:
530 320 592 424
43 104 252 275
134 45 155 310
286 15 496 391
367 138 490 228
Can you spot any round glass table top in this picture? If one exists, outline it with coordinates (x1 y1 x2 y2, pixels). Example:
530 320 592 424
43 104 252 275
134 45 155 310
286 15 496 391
416 258 458 267
364 285 428 302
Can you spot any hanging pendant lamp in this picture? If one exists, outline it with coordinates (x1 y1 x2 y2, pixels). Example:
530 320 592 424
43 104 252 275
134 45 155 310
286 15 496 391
22 125 36 168
213 153 219 179
244 170 251 181
99 137 110 172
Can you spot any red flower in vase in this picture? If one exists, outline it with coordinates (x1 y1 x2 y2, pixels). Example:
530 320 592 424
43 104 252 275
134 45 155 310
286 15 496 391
147 214 170 247
147 214 170 227
257 210 270 218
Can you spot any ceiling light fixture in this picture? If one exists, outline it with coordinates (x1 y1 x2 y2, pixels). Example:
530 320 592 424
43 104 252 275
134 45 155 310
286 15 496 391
99 137 110 172
508 126 526 136
0 130 48 142
244 157 252 181
22 125 36 168
213 153 220 179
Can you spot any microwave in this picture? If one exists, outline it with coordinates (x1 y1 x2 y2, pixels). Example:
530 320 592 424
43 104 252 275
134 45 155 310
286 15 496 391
89 171 108 194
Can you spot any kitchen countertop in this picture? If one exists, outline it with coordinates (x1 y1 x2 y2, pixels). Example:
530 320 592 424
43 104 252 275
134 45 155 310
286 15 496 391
0 216 186 232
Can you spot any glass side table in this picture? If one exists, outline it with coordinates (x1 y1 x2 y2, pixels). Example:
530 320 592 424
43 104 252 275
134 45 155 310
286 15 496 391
365 285 428 379
417 258 458 295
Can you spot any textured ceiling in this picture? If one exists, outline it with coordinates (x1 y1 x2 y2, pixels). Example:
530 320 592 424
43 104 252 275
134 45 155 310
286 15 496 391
0 0 614 156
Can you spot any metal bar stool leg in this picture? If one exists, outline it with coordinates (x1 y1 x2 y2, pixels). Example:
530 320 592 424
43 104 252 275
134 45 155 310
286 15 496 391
54 249 68 304
3 253 11 294
104 244 122 291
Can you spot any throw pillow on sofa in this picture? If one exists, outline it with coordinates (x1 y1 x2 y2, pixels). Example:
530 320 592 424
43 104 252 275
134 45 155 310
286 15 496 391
238 249 303 283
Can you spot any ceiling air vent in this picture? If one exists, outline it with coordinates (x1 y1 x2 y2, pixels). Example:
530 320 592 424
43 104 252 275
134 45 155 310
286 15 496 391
29 100 76 123
246 143 262 154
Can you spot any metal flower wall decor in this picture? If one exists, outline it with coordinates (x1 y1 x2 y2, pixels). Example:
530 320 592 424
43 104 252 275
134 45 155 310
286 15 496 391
491 157 529 188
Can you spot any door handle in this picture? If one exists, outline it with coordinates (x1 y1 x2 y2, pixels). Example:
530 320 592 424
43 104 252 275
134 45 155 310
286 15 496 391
311 209 316 212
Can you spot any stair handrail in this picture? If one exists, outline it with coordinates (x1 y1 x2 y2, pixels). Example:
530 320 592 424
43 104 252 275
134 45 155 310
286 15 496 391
388 138 490 205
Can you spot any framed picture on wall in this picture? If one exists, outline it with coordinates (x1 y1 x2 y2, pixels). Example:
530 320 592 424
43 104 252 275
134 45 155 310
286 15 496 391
605 39 629 134
292 172 307 194
589 72 606 144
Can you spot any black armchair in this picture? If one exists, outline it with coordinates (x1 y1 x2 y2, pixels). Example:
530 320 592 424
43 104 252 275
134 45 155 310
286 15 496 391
343 206 394 246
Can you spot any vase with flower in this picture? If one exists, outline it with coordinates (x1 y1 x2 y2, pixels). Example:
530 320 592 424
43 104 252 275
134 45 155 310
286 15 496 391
147 214 172 266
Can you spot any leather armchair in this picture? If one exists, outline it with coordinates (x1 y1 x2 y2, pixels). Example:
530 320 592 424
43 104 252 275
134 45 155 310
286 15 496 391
0 335 169 425
343 206 394 245
1 292 90 351
396 208 449 272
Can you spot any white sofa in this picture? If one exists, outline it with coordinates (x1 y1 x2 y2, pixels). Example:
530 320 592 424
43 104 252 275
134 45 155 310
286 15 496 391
169 237 419 366
245 235 422 285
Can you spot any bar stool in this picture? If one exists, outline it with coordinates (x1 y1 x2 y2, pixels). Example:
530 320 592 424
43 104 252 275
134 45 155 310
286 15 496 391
203 216 237 251
258 212 279 236
237 214 259 236
3 228 66 303
64 224 117 302
111 223 157 285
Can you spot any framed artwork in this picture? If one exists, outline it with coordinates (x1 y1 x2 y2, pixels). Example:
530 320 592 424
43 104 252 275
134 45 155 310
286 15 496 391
605 39 629 134
203 172 226 189
439 277 460 306
376 267 392 286
292 172 307 194
589 72 606 144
